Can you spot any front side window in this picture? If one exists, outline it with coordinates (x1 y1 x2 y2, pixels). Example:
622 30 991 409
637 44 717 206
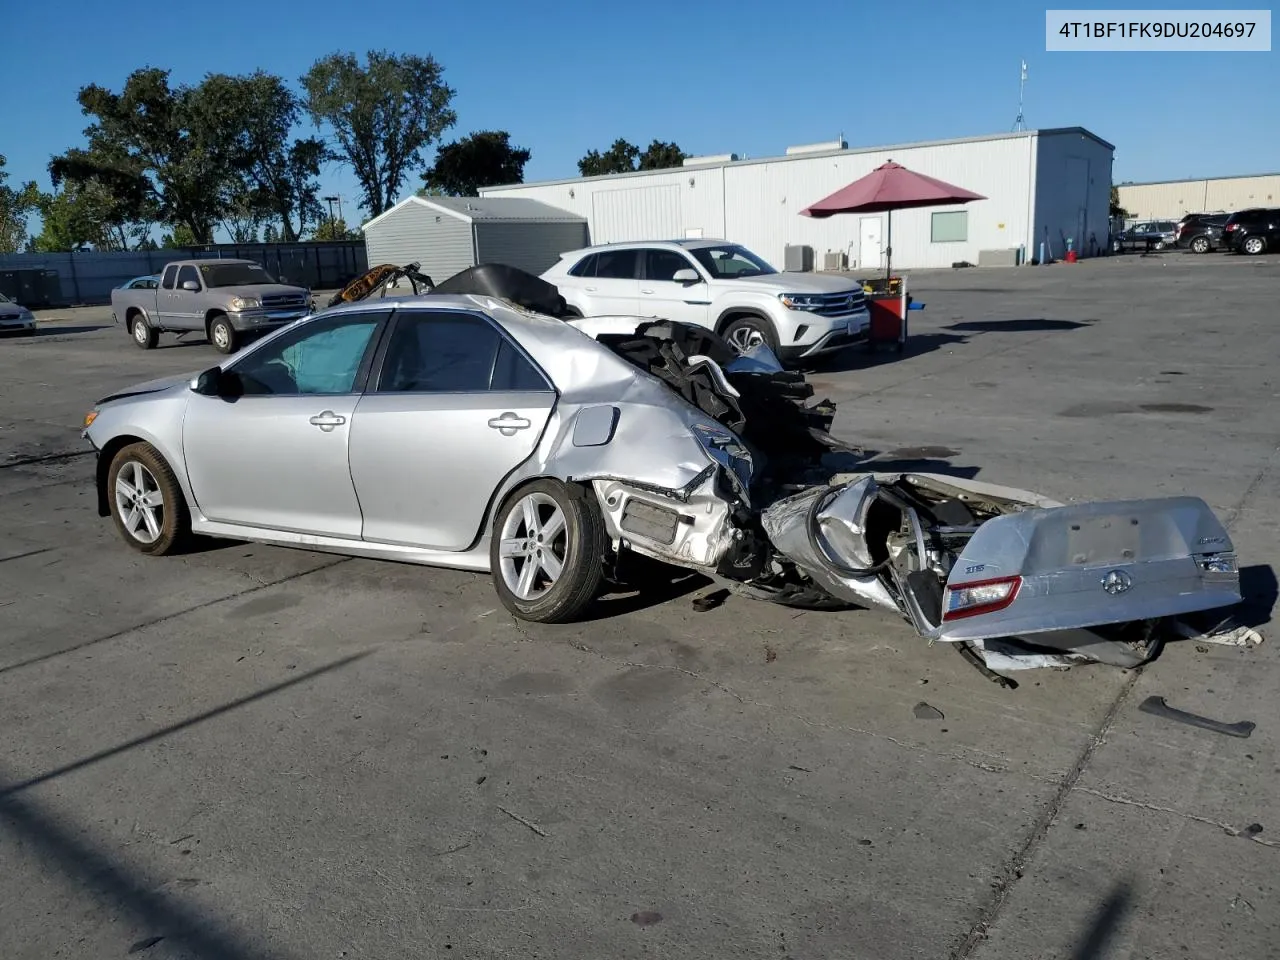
377 312 549 393
644 249 698 282
688 245 777 278
200 262 277 287
176 265 200 289
229 312 384 396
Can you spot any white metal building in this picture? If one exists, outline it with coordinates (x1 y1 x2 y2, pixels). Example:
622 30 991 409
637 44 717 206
478 128 1115 271
360 196 588 283
1116 173 1280 221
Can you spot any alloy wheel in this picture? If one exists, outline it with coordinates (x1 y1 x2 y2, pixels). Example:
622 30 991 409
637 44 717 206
498 492 568 600
212 324 231 350
133 320 148 344
113 459 165 544
726 324 766 353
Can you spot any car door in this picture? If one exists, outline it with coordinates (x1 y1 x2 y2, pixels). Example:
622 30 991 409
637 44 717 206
577 249 641 315
347 308 557 551
168 264 205 330
637 248 712 327
156 265 180 328
181 309 391 537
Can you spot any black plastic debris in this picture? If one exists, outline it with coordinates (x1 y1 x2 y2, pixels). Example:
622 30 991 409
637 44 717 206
691 587 730 612
1138 695 1255 738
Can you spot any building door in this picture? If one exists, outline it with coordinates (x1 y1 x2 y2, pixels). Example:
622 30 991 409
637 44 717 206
859 217 883 270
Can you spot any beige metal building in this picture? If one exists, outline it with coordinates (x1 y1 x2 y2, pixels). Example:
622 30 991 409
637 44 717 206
1116 174 1280 220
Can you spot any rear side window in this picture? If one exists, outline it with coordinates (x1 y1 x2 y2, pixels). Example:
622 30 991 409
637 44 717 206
377 312 550 393
595 250 638 279
568 253 598 277
161 265 178 290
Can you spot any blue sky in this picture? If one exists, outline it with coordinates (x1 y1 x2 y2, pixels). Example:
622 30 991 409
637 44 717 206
3 0 1276 239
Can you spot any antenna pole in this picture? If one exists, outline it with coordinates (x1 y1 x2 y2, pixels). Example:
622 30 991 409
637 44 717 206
1013 59 1027 131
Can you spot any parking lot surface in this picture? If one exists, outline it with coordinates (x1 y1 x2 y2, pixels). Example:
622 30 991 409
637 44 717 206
2 253 1277 959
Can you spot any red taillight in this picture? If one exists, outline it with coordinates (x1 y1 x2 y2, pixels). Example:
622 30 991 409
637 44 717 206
942 575 1022 621
1225 223 1239 231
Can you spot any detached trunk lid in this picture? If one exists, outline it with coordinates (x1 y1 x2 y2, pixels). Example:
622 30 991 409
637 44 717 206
919 497 1240 642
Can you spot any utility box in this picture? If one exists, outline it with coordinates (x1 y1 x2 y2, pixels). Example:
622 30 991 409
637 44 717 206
822 250 848 271
0 268 61 308
784 244 814 272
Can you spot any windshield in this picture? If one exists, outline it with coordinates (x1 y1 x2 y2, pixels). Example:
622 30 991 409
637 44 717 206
688 244 778 279
199 262 278 287
0 292 11 303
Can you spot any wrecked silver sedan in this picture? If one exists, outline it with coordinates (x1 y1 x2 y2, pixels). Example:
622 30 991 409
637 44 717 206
82 264 1243 674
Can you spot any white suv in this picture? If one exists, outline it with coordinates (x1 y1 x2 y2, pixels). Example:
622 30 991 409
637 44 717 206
541 239 870 362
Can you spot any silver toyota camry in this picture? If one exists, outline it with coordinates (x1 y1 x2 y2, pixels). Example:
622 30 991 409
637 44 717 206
82 265 1245 676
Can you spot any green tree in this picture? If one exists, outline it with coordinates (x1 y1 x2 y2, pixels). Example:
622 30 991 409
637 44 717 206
33 179 153 251
638 139 686 171
51 68 238 243
263 223 280 244
301 50 457 216
312 216 359 241
161 224 198 248
191 71 329 240
578 139 640 177
0 154 41 253
423 130 530 196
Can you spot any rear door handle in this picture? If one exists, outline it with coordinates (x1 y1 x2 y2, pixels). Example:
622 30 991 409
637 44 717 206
584 286 597 292
488 412 531 436
309 410 346 432
641 288 654 294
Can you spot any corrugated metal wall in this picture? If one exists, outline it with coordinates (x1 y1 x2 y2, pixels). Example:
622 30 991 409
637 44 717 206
1116 175 1280 220
363 203 475 283
591 185 681 242
1032 131 1113 259
0 243 367 306
480 134 1059 271
474 222 589 275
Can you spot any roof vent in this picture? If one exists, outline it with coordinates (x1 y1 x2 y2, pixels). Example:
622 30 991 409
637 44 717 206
785 139 848 156
682 153 739 166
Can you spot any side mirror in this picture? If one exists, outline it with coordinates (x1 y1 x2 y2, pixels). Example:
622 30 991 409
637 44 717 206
192 366 224 396
181 280 199 291
672 268 700 284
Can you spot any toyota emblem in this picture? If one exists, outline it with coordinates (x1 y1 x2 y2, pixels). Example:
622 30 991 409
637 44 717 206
1101 569 1133 595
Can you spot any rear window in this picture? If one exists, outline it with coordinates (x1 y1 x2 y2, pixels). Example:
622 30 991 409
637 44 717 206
568 253 598 277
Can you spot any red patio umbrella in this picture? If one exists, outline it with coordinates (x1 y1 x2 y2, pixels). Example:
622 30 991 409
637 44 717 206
800 160 986 279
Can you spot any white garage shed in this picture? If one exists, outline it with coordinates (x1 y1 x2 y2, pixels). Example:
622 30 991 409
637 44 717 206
478 128 1115 271
360 196 589 284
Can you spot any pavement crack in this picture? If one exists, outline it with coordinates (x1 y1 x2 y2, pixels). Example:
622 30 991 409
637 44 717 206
947 668 1144 959
0 450 94 470
1225 444 1280 529
1074 786 1278 848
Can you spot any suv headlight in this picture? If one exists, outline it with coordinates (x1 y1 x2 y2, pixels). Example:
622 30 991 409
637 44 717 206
230 297 261 311
778 293 821 310
690 420 753 501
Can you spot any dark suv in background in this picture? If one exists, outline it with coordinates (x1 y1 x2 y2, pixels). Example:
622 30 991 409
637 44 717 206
1175 213 1229 253
1222 208 1280 255
1111 220 1177 253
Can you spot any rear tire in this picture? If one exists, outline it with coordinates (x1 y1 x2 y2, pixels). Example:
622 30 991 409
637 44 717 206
131 313 158 349
1191 236 1210 254
209 313 237 354
107 441 190 556
721 314 780 355
489 479 606 623
1243 236 1266 255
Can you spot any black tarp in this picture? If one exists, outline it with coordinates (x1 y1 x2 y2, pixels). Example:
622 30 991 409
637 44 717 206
431 263 570 318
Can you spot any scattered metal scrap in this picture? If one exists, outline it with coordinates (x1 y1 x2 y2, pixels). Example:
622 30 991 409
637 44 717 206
1138 695 1255 738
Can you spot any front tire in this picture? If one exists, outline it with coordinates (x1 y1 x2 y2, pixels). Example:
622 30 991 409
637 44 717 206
131 313 158 349
721 315 780 355
490 479 606 623
208 313 237 354
107 442 190 556
1243 236 1266 255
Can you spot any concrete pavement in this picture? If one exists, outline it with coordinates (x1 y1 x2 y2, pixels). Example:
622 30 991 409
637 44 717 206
1 252 1276 959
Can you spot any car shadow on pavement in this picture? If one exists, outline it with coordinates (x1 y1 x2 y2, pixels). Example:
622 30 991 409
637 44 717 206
7 325 110 338
1236 565 1278 629
944 317 1094 333
803 332 970 373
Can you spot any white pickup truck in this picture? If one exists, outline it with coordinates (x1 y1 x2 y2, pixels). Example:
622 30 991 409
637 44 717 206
110 258 313 354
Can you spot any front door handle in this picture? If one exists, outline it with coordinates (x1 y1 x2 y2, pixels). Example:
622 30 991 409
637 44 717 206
309 410 346 432
641 288 654 294
488 412 531 436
